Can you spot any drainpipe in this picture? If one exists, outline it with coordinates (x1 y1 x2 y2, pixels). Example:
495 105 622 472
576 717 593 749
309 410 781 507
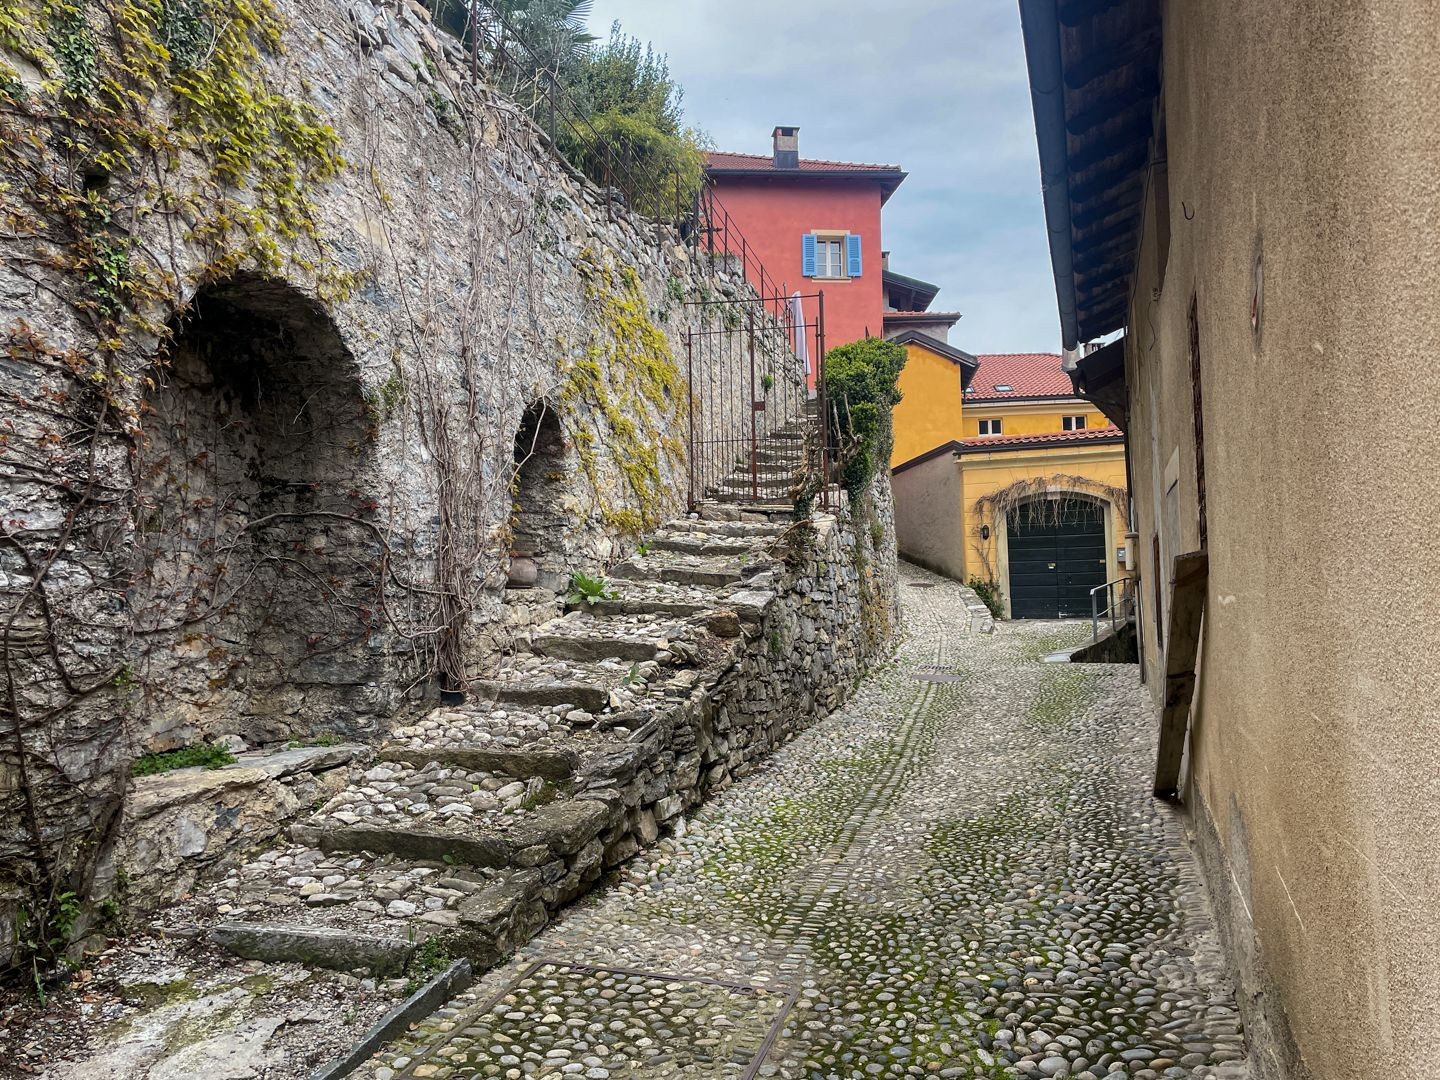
1018 0 1081 351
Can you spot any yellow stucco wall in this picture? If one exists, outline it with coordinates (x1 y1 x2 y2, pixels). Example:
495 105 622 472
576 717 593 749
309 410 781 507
962 401 1108 439
957 445 1128 609
890 341 967 467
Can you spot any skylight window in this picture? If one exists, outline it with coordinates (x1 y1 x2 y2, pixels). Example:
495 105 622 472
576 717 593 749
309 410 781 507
993 384 1013 392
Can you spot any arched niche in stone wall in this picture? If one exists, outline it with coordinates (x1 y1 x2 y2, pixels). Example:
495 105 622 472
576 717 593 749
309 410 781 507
508 399 571 593
130 275 394 750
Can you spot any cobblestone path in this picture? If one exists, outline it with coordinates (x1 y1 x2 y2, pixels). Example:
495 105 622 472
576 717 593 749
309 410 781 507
362 564 1249 1080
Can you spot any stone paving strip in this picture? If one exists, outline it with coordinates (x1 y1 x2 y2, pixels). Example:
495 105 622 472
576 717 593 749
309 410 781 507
357 565 1250 1080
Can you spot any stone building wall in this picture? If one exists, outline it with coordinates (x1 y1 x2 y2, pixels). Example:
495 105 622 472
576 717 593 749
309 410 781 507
0 0 793 961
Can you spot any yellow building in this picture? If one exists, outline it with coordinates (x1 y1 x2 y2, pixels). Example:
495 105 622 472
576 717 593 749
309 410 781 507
889 349 1128 619
887 330 978 467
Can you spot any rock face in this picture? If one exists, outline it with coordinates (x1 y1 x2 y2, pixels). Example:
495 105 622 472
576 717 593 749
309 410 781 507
0 0 801 956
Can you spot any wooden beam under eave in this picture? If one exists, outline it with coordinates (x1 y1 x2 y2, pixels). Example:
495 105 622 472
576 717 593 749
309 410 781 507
1063 28 1161 91
1154 550 1209 799
1067 150 1148 205
1066 77 1161 136
1068 117 1154 174
1058 0 1126 26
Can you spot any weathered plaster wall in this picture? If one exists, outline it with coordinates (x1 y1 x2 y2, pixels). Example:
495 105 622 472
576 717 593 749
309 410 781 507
0 0 787 961
1125 2 1440 1076
892 452 966 582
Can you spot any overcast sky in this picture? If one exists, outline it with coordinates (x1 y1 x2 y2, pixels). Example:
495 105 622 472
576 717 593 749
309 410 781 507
585 0 1060 353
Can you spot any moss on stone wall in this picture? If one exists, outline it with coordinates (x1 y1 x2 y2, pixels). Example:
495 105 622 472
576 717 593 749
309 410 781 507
560 249 686 533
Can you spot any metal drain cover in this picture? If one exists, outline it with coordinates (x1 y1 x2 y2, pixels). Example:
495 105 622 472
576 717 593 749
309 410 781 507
911 669 966 683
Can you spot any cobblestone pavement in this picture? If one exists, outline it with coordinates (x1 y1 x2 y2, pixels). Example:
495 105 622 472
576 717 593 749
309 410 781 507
361 564 1250 1080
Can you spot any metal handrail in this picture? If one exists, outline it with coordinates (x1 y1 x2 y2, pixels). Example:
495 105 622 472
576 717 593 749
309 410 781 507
1090 577 1135 642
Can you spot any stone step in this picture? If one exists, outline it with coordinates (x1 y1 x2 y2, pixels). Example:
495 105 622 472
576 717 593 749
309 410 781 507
384 745 580 781
292 794 610 872
157 839 499 944
695 502 797 522
385 704 602 762
530 631 660 663
656 518 787 539
209 921 416 976
610 552 753 587
707 487 796 505
752 447 806 466
720 460 799 480
649 533 760 557
476 678 610 713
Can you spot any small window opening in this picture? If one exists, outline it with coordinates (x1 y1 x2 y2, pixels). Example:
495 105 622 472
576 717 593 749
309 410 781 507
993 384 1013 393
1063 415 1088 431
978 418 1003 436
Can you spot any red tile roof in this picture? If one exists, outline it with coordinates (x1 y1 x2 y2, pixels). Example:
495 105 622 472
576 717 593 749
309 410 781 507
956 426 1125 453
967 353 1075 400
705 150 904 174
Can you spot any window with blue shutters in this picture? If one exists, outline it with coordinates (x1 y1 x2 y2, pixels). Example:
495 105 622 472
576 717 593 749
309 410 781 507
804 233 861 278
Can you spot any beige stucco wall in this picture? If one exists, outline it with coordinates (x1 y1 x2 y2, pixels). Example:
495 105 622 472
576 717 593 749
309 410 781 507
891 454 966 581
1124 3 1440 1077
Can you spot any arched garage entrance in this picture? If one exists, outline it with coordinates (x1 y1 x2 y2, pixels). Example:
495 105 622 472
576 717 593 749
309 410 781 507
1006 497 1109 619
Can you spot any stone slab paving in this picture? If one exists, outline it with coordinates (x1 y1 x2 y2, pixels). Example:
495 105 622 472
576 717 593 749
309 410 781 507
356 561 1251 1080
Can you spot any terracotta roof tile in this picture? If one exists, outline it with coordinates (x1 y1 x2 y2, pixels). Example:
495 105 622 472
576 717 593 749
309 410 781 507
956 426 1124 452
967 353 1075 400
705 150 904 174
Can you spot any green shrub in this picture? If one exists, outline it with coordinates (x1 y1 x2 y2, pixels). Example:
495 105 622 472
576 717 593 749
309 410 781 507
967 577 1004 619
132 743 237 776
823 337 906 501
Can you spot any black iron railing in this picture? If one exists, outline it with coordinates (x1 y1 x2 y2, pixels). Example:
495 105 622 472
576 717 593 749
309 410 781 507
684 292 833 512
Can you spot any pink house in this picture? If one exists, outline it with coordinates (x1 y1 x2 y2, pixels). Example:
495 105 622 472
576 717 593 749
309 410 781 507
704 127 906 353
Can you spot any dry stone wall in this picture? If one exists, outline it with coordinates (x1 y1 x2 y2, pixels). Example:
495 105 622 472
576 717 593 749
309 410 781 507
0 0 795 964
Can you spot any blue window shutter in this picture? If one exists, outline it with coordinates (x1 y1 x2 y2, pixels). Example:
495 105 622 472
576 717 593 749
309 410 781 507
802 234 817 277
846 234 863 277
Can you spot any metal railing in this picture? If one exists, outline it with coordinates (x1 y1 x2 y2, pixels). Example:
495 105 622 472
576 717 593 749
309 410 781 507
1090 577 1136 642
425 1 832 510
685 292 832 512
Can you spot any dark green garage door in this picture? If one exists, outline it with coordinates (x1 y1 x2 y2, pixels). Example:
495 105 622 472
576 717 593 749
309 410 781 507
1007 501 1108 619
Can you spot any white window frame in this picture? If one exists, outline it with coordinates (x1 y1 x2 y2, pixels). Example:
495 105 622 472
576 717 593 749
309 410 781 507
1063 415 1088 431
810 233 849 280
978 418 1003 436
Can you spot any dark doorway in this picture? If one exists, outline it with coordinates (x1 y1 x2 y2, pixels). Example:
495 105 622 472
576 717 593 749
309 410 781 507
1007 499 1108 619
509 400 568 591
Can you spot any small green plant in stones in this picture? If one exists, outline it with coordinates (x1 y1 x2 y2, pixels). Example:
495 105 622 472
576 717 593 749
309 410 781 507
132 743 236 776
636 539 653 556
566 572 617 607
403 937 454 995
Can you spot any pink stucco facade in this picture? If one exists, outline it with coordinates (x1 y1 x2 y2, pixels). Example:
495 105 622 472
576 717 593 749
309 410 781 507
707 176 888 351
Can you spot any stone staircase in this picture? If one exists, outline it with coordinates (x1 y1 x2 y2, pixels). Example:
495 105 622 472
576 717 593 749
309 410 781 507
702 400 815 508
157 509 800 980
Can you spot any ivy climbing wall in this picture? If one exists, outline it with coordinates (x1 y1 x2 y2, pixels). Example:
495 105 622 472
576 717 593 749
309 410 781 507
0 0 794 966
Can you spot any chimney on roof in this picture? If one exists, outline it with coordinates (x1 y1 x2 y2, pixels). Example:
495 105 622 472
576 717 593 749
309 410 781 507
773 126 799 169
